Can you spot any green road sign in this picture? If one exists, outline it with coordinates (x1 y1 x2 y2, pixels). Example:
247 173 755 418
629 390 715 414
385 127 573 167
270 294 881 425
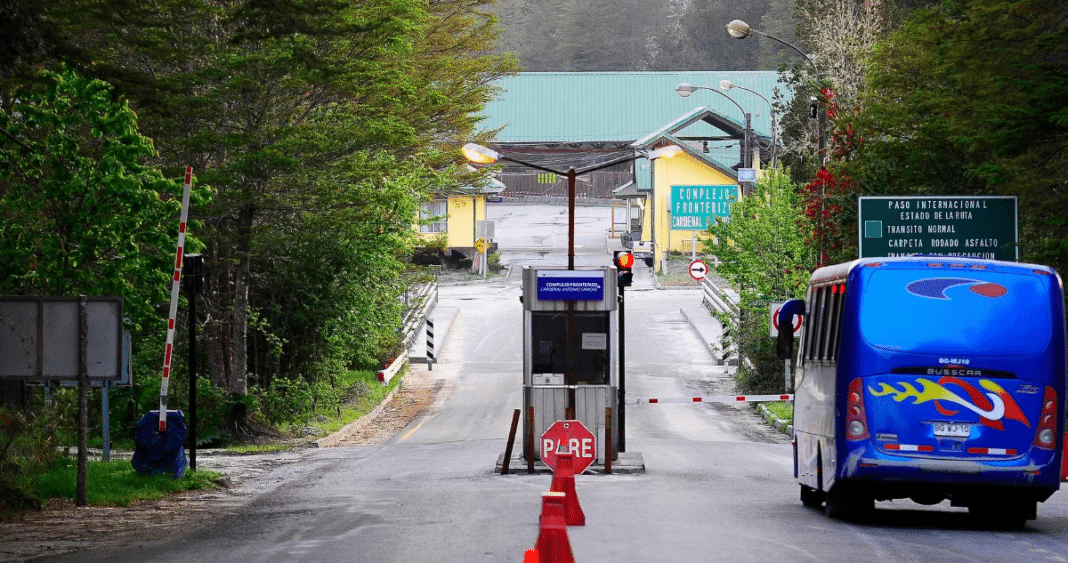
858 196 1018 261
670 184 737 230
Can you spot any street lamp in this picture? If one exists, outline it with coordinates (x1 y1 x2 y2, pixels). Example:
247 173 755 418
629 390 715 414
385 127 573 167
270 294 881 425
675 82 754 186
462 142 680 432
728 18 829 263
720 79 777 167
725 19 824 162
461 142 680 270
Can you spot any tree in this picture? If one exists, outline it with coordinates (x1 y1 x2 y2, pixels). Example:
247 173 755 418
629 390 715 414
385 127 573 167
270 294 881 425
843 0 1068 271
797 0 891 109
703 168 816 393
0 66 207 332
0 0 519 435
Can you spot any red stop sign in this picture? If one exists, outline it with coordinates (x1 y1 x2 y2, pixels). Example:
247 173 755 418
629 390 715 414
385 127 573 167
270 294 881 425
540 420 597 474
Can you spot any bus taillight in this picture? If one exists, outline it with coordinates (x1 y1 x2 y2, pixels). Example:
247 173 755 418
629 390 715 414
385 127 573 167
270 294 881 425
1033 386 1058 450
846 378 870 440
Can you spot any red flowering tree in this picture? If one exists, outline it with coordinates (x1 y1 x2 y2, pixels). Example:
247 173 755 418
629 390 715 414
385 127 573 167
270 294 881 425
801 87 863 268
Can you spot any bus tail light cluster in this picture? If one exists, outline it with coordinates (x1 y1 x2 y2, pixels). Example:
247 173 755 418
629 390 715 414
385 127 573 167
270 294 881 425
1033 386 1058 450
846 377 870 440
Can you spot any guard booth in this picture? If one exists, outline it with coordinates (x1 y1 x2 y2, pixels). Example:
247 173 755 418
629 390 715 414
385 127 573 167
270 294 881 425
522 266 619 464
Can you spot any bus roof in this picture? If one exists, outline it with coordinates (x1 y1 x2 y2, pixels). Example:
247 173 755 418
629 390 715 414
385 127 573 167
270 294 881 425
808 256 1057 287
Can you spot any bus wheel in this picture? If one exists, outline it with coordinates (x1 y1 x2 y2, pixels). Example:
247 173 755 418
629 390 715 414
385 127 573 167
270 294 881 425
969 499 1033 530
825 485 874 521
800 484 824 508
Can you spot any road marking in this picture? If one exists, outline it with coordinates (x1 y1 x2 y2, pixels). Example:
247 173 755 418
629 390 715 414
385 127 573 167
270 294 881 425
399 416 428 442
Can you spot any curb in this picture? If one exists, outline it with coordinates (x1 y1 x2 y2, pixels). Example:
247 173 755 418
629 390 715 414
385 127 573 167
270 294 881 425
756 403 793 436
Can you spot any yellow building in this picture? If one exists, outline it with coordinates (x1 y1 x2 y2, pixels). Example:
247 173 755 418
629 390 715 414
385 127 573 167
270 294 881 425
632 108 766 271
415 170 504 263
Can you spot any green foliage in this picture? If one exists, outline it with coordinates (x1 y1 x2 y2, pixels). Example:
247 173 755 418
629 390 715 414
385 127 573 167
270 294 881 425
705 168 815 301
422 234 449 253
763 400 793 422
0 405 60 517
843 0 1068 271
0 0 518 406
0 1 514 453
704 168 816 394
32 459 217 507
0 66 210 332
256 369 384 430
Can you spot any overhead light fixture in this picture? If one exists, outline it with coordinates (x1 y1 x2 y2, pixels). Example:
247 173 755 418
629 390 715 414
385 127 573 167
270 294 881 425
461 143 499 164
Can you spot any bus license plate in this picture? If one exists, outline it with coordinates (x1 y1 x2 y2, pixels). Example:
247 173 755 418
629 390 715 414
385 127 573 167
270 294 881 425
933 422 971 438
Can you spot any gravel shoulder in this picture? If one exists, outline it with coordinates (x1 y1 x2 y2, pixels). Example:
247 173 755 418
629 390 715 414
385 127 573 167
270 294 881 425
0 365 439 563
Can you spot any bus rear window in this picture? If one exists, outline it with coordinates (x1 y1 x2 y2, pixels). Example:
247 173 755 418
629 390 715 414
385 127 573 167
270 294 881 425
859 269 1053 357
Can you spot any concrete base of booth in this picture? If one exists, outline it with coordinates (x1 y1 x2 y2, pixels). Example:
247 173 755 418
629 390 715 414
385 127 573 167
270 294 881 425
495 451 645 475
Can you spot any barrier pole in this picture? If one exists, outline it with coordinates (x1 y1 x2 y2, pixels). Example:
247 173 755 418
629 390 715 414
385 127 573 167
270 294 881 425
502 408 520 474
526 406 536 474
604 406 613 474
158 167 193 432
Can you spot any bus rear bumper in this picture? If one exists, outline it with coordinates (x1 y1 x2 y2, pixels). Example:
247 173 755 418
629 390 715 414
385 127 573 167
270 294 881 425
856 456 1044 475
847 446 1060 490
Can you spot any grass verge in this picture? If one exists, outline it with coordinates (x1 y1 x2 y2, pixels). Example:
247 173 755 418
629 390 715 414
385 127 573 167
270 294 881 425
763 401 793 423
32 458 219 507
240 364 408 450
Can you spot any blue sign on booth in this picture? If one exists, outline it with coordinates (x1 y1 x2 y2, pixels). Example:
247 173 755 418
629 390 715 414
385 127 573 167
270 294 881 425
536 270 605 301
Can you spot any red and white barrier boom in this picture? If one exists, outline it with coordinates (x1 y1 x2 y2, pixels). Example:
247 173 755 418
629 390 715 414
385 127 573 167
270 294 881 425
627 394 793 405
158 166 193 432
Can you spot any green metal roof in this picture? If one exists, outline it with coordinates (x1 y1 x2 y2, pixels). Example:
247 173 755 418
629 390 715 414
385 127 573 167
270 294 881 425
479 71 786 144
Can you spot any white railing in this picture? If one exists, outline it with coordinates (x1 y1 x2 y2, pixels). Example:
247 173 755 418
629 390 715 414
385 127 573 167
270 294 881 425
701 276 738 315
400 279 438 351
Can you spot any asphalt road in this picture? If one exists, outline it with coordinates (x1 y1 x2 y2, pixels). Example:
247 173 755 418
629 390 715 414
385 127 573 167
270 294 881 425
35 203 1068 562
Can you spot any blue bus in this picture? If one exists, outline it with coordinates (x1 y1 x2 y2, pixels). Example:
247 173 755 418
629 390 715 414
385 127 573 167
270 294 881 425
776 257 1066 526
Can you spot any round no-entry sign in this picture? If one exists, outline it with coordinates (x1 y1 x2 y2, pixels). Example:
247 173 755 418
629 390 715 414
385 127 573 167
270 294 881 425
540 420 596 474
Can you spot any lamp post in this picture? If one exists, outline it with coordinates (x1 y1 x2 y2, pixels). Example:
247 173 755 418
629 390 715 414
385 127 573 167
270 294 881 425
727 18 828 263
462 142 680 423
726 19 824 164
675 82 754 191
461 143 680 270
720 79 776 168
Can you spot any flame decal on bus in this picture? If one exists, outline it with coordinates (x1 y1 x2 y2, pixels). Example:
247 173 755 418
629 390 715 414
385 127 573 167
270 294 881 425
869 377 1030 430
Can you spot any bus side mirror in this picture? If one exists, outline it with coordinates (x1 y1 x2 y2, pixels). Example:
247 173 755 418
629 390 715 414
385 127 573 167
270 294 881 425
776 299 805 360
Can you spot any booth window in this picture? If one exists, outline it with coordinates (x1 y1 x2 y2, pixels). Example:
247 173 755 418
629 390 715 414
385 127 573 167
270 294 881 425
530 312 609 385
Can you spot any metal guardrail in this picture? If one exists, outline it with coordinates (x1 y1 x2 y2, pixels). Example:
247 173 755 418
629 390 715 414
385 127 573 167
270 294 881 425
701 276 738 315
400 279 438 351
699 275 740 366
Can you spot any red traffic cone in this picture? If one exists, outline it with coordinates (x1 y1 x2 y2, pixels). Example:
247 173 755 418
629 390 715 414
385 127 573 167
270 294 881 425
523 548 539 563
536 492 575 563
550 452 585 526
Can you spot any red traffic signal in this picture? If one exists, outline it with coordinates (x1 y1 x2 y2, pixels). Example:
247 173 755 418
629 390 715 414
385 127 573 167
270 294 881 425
614 251 635 270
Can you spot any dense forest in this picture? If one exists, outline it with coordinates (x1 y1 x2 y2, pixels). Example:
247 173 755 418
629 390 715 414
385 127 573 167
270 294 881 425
0 0 518 441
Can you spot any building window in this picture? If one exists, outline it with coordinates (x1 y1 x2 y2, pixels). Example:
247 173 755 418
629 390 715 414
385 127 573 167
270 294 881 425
419 199 447 233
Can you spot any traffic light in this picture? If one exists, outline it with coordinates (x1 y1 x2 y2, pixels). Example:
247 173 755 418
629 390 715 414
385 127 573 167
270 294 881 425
808 96 818 119
614 250 634 288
